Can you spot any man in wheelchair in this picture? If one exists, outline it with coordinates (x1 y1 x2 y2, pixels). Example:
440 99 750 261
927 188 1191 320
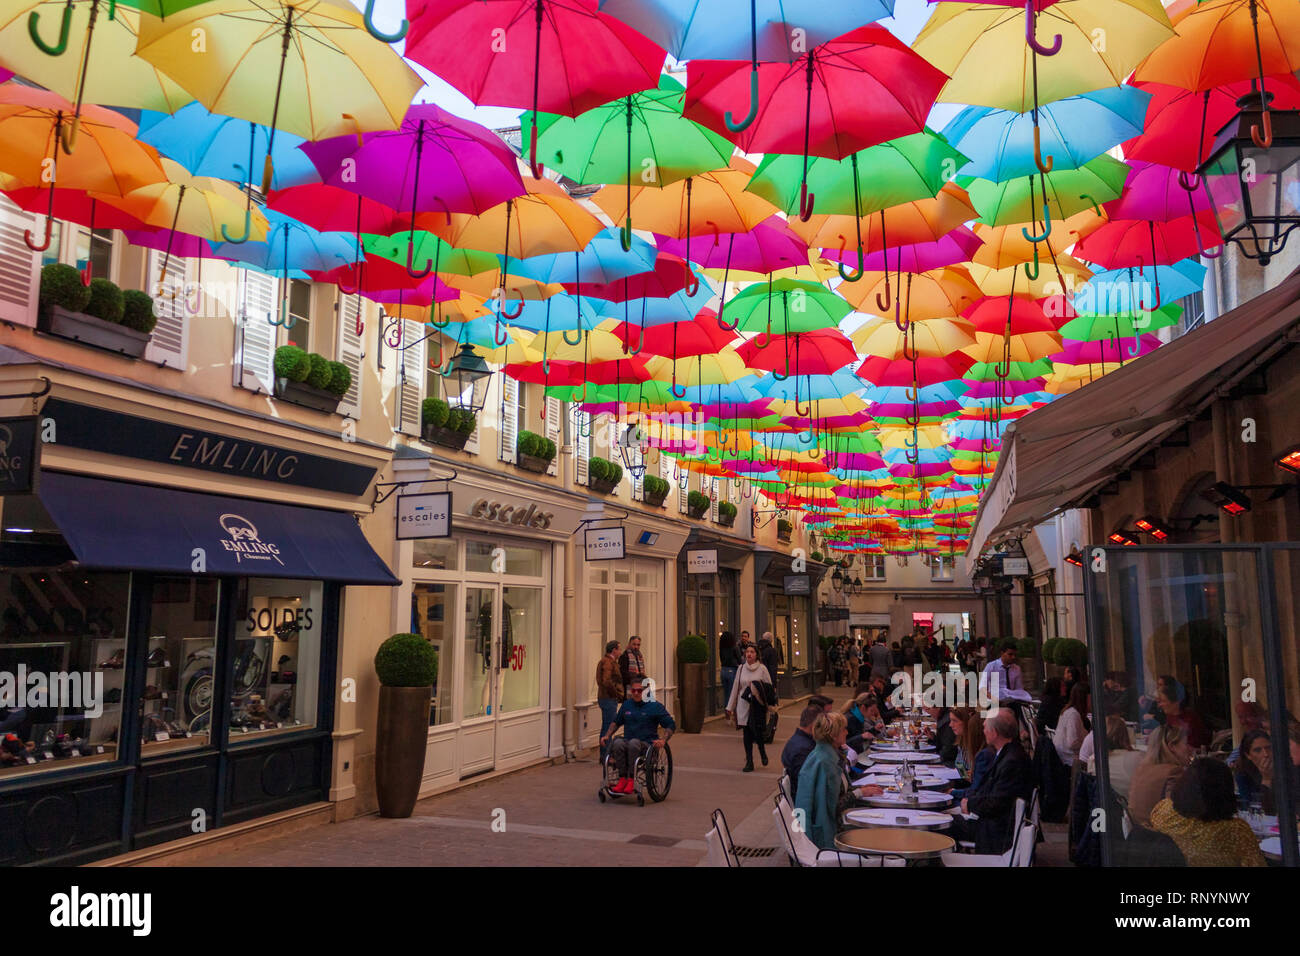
600 675 675 794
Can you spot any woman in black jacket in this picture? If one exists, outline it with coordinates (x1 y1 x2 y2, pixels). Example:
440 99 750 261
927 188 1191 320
1037 677 1066 733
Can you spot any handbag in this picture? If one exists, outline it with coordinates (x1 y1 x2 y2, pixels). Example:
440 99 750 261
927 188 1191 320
763 709 779 745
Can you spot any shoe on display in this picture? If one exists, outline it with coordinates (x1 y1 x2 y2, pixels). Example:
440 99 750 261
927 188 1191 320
98 648 125 669
145 647 168 668
40 729 56 748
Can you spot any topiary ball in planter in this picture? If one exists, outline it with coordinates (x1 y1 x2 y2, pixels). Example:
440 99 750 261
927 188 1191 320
1053 638 1088 670
84 278 124 324
305 352 333 390
678 634 708 664
422 397 450 429
274 345 311 382
121 289 158 333
375 632 438 687
40 263 92 313
1015 638 1037 659
327 361 351 397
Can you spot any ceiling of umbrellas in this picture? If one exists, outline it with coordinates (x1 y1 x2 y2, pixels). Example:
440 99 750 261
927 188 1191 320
0 0 1290 558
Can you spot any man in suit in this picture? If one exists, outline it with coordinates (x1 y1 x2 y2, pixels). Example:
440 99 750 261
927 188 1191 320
780 704 822 801
951 708 1034 854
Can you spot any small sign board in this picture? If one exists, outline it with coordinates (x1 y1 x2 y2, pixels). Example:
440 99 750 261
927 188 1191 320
397 492 452 540
686 549 718 574
783 574 811 595
0 415 40 495
584 526 625 561
1002 557 1030 576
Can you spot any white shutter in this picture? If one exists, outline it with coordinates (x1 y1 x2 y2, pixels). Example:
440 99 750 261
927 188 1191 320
397 318 425 435
499 374 518 463
145 250 188 369
575 409 590 484
234 269 277 392
710 479 719 522
335 293 364 419
678 461 689 514
544 396 561 475
631 430 644 500
0 196 40 327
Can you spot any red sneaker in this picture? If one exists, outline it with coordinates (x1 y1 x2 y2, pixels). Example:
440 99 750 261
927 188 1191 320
618 778 634 794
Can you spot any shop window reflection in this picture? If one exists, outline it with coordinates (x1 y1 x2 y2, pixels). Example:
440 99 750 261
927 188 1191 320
140 576 219 755
229 579 321 738
411 583 455 726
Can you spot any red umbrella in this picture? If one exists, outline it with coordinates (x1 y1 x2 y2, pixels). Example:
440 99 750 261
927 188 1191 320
267 184 413 235
737 329 857 376
1073 214 1222 279
561 252 691 300
310 255 460 303
405 0 666 177
685 26 947 219
611 307 735 356
962 294 1067 334
857 353 975 386
1123 76 1300 172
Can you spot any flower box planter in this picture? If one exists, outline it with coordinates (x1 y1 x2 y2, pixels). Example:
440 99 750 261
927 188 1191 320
588 475 619 495
40 304 151 358
422 424 471 451
777 529 792 543
275 377 342 414
687 501 708 520
516 452 552 474
716 512 736 529
644 489 669 509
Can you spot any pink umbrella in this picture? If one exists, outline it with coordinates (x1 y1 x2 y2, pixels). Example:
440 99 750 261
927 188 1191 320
963 377 1046 398
1104 161 1214 221
655 216 810 274
821 225 982 272
1073 214 1221 278
123 228 217 259
1054 334 1161 364
564 252 692 300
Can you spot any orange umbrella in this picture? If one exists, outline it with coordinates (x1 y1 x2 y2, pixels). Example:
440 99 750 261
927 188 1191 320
791 182 978 253
839 265 983 319
593 156 774 236
971 207 1107 269
853 314 978 358
961 330 1063 364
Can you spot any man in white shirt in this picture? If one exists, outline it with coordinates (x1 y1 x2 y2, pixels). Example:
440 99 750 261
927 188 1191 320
982 639 1032 704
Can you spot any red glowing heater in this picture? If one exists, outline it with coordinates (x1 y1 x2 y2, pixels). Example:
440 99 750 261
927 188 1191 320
1063 549 1084 567
1202 481 1252 515
1277 446 1300 476
1108 530 1139 547
1134 515 1171 540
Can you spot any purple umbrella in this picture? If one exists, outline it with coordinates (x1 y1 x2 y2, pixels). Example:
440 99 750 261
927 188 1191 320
820 225 982 272
124 228 217 259
962 377 1046 399
1053 334 1161 365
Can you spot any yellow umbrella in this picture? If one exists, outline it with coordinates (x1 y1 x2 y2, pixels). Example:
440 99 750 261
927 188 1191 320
593 156 776 236
432 177 603 259
913 0 1175 112
439 270 564 302
643 348 748 388
971 208 1108 269
962 330 1063 364
381 292 491 325
964 255 1093 297
790 183 978 253
766 395 870 418
839 266 983 319
91 158 268 241
530 328 630 363
853 314 978 358
473 329 544 365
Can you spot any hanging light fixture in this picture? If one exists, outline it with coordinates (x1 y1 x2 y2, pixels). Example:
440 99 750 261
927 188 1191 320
831 567 844 592
445 343 491 416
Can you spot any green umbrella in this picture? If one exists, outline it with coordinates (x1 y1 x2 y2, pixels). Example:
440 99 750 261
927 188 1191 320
362 232 500 276
520 74 734 250
963 358 1053 381
961 154 1129 227
747 131 966 218
1059 302 1182 340
721 279 852 339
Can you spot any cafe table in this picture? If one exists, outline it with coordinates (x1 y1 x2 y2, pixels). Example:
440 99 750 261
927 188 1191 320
834 826 955 863
867 750 942 763
843 807 953 831
859 790 954 810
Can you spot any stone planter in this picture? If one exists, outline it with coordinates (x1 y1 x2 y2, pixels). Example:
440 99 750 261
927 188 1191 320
422 424 470 451
644 489 668 509
275 378 343 414
677 662 706 733
687 501 708 520
40 304 151 358
374 685 432 819
588 475 619 495
516 452 552 474
716 511 736 529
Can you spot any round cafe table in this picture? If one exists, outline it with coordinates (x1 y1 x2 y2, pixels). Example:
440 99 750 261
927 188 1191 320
834 827 955 862
859 790 954 810
843 807 952 831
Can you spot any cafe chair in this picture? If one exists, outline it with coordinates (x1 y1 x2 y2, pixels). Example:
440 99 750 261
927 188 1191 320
778 773 793 805
773 795 903 867
710 808 744 867
941 799 1029 867
704 825 732 867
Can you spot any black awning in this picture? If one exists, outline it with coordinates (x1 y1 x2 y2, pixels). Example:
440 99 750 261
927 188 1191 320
36 472 399 586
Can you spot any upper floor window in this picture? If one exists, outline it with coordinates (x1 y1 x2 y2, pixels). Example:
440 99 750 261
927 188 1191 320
864 555 886 580
283 279 312 350
930 555 955 581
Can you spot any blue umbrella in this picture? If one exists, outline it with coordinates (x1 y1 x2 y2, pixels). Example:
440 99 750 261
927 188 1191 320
509 227 659 284
1073 259 1206 314
942 86 1151 181
493 294 608 336
598 0 893 130
755 368 865 401
136 103 320 193
597 280 717 327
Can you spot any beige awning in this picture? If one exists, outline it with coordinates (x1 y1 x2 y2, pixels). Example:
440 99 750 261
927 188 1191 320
965 267 1300 571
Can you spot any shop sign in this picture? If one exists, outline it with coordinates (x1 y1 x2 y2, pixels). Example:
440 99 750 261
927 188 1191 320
0 416 40 494
1002 557 1029 576
467 497 555 530
397 492 452 540
686 549 717 573
39 399 376 495
783 573 811 595
817 605 849 622
584 526 625 561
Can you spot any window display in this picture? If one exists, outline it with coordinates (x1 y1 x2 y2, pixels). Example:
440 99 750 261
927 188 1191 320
411 582 455 726
140 576 219 755
230 578 322 736
0 569 130 777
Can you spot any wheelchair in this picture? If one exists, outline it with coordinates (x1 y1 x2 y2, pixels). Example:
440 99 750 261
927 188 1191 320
597 733 673 806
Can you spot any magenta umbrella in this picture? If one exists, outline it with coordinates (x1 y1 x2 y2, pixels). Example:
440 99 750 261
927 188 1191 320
1103 161 1214 222
821 225 982 272
123 228 217 259
1054 334 1161 365
963 377 1045 398
655 216 809 273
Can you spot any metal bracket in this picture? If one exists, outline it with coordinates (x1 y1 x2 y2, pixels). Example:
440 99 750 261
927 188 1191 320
372 471 457 508
0 377 52 401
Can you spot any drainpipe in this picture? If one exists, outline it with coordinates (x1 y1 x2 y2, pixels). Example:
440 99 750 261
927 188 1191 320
561 415 578 759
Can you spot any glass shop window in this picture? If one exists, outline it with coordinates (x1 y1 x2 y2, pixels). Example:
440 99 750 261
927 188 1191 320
231 578 322 737
411 582 455 727
140 575 219 756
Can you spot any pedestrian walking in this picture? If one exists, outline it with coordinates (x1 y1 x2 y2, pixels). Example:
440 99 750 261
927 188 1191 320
725 645 776 772
846 639 861 685
618 635 645 696
758 630 780 687
595 640 623 762
829 638 846 687
869 635 891 681
719 630 740 708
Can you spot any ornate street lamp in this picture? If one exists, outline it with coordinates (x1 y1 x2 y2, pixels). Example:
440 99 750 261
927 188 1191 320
444 342 491 415
617 422 648 480
831 567 843 592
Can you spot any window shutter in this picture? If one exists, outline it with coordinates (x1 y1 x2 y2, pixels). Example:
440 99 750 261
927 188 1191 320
678 461 689 514
235 269 277 392
145 250 188 369
630 431 644 500
397 318 425 435
544 396 561 475
0 196 40 327
498 373 518 463
335 292 364 419
710 478 719 522
574 409 590 484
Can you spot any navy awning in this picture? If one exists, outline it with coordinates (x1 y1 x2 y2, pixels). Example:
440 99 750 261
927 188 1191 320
37 472 399 586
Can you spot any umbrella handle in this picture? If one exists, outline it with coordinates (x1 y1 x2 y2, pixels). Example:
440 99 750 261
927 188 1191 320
80 261 92 286
498 290 524 320
1032 125 1053 175
837 238 864 283
798 428 814 445
28 4 71 56
798 181 815 222
529 131 545 180
362 0 407 43
406 237 433 279
620 218 633 252
684 271 700 297
336 268 359 295
1176 171 1201 192
1252 108 1273 149
725 68 760 133
269 300 298 330
626 326 645 355
1023 245 1040 281
431 309 451 328
23 216 53 252
1024 0 1062 56
561 326 583 346
1020 201 1051 243
670 383 687 399
59 115 80 155
221 207 252 245
904 385 918 403
1078 193 1100 217
492 315 509 347
1125 336 1145 358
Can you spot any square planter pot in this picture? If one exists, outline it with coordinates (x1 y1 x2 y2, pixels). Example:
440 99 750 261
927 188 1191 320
422 423 471 451
777 529 792 542
644 490 669 509
687 502 708 520
716 512 736 528
516 452 552 474
275 378 343 414
588 476 619 495
40 304 151 358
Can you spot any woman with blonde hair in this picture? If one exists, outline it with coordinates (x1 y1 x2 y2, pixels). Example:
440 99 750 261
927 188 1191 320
1079 714 1144 799
1128 724 1192 826
950 707 992 800
794 712 849 850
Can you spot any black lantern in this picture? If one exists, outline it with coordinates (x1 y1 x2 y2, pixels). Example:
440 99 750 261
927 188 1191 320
1198 89 1300 265
445 342 491 415
851 575 863 594
830 567 843 592
617 422 648 480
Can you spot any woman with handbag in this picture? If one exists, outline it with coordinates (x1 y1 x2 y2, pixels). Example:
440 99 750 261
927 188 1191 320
726 644 776 772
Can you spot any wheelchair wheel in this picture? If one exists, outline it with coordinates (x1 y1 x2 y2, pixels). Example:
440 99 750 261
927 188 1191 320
644 743 673 803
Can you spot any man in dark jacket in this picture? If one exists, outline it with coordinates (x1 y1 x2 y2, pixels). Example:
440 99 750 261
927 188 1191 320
618 635 646 695
952 708 1034 854
781 704 822 801
928 706 958 765
758 631 780 686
